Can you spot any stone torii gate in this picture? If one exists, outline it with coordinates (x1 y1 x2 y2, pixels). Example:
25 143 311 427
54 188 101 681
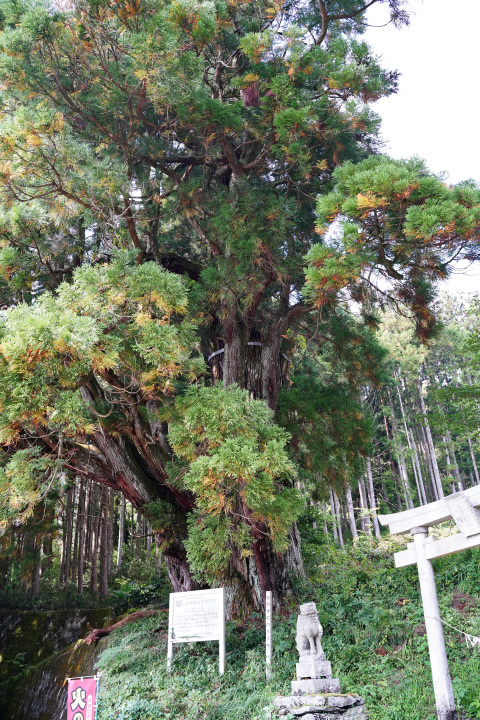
379 486 480 720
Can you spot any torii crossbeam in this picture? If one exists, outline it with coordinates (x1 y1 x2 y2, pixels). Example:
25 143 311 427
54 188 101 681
379 487 480 720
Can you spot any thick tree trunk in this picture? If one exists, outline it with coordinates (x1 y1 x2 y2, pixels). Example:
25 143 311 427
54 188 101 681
78 359 303 615
223 320 246 387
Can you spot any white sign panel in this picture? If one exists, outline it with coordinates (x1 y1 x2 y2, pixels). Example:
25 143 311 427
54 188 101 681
167 588 225 674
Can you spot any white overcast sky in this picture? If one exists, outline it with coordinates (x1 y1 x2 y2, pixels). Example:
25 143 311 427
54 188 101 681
364 0 480 294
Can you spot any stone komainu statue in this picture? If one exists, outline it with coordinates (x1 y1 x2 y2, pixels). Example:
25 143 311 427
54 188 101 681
296 602 324 657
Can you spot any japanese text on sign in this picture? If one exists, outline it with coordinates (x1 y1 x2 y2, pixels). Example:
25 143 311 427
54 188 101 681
171 591 220 641
67 676 97 720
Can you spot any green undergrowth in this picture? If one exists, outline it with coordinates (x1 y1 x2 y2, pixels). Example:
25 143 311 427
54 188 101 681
95 534 480 720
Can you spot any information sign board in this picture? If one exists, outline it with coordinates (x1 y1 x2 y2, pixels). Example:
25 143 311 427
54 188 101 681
167 588 225 673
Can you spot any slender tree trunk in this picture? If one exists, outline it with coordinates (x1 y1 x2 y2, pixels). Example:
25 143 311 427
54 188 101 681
63 487 74 588
59 503 67 587
71 481 79 585
117 494 126 573
333 492 344 548
146 521 152 564
107 488 114 576
387 389 414 509
443 435 453 479
468 436 480 484
366 460 381 539
135 510 142 559
100 487 109 601
31 538 42 598
90 485 100 596
329 489 338 544
410 428 428 505
417 421 438 501
417 376 444 498
131 503 134 554
322 503 329 537
396 382 422 504
383 414 404 509
358 477 371 535
77 479 86 595
345 483 358 540
446 429 463 488
154 533 163 573
84 480 93 566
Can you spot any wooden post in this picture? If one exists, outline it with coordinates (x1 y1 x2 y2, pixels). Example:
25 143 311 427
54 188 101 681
411 527 456 720
219 587 225 675
167 593 174 672
266 590 272 681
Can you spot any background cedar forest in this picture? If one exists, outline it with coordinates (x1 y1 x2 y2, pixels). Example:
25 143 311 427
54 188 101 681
1 3 480 716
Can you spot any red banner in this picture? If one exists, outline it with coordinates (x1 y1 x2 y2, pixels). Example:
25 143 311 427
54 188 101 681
67 676 97 720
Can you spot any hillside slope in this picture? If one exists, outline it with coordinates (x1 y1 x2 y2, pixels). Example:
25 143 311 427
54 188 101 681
94 535 480 720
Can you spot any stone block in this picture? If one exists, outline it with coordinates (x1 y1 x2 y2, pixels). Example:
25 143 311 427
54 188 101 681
343 705 368 720
296 657 330 679
291 706 330 716
326 696 360 708
273 696 327 709
291 678 341 694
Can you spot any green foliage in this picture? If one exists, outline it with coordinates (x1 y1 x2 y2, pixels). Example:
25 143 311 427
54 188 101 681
0 448 57 529
0 253 199 529
308 156 480 340
169 385 302 582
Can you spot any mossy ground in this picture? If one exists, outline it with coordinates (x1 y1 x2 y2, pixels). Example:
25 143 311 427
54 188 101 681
95 534 480 720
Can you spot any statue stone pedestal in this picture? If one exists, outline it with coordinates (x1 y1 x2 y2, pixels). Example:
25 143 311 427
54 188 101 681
272 603 368 719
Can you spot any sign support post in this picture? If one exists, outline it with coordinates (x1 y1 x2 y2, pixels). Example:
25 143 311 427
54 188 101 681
167 592 174 672
411 527 456 720
265 591 272 682
219 587 225 675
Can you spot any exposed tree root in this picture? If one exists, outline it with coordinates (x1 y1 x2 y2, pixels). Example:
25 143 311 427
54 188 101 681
84 608 166 644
